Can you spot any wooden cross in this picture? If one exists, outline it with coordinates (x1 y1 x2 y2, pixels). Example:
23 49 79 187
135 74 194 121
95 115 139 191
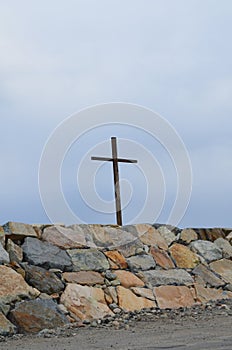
91 137 138 226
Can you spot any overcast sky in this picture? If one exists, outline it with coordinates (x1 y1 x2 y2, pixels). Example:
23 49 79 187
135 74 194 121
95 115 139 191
1 0 232 228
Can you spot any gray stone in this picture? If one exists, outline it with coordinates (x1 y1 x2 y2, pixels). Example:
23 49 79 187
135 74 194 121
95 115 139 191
6 239 23 262
157 226 176 246
117 239 144 258
0 312 16 336
67 248 109 272
3 222 37 241
0 243 9 264
141 269 193 287
23 264 65 294
105 271 117 280
214 238 232 259
126 254 156 271
190 240 222 262
192 263 225 288
9 299 69 333
22 237 72 271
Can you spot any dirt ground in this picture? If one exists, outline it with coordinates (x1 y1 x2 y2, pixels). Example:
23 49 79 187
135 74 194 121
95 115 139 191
2 307 232 350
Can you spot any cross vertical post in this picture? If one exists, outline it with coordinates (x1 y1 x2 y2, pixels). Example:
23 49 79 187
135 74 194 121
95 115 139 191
111 137 122 226
91 137 137 225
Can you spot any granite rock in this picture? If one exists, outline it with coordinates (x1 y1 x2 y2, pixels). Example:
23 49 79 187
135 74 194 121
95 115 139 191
9 299 68 333
179 228 198 244
3 222 37 241
42 225 87 249
6 239 23 263
114 270 145 288
24 264 65 294
22 237 72 271
194 284 232 303
141 269 193 287
169 243 200 269
117 286 155 311
192 263 225 288
209 259 232 284
0 243 10 264
214 238 232 259
190 240 222 262
62 271 104 285
157 226 176 246
154 285 195 309
60 283 113 321
149 246 175 269
126 254 156 271
67 248 109 272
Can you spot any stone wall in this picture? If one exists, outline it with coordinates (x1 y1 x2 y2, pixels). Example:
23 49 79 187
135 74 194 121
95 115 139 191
0 222 232 336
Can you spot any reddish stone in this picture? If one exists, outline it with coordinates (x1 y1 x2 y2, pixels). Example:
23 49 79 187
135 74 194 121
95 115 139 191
117 286 155 311
150 246 175 269
104 251 128 269
154 285 195 309
114 270 144 288
62 271 104 285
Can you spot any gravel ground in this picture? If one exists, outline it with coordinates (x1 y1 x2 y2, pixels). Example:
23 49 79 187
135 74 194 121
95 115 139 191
1 300 232 350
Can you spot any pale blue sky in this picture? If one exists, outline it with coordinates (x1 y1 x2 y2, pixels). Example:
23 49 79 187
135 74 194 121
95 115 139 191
1 0 232 227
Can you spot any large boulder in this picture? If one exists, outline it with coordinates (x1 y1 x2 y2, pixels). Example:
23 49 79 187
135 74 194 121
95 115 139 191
0 265 39 308
42 225 87 249
149 246 175 269
117 286 155 311
67 248 109 272
214 238 232 259
192 264 225 288
60 283 113 321
169 243 200 269
209 259 232 284
154 285 195 309
23 264 65 294
126 254 156 271
141 269 193 287
3 222 37 241
190 240 222 262
22 237 72 271
9 299 69 333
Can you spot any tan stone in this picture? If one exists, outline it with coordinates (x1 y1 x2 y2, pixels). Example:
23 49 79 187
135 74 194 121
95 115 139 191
0 266 38 305
154 285 195 309
62 271 104 285
226 232 232 243
42 225 87 249
138 225 168 250
169 243 200 269
105 287 118 304
150 246 175 269
194 284 232 303
130 287 156 301
0 311 16 336
60 284 113 321
104 251 128 269
6 239 23 262
117 286 155 311
0 227 5 246
3 222 37 241
209 259 232 284
180 229 198 244
114 270 144 288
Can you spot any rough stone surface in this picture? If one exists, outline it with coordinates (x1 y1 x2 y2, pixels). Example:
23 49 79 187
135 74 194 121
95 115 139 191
126 254 156 271
0 265 38 306
141 269 194 287
62 271 104 285
60 283 113 321
42 225 87 249
0 227 5 246
194 284 232 303
22 237 72 271
149 246 175 269
24 264 65 294
190 240 222 262
192 264 225 288
169 243 200 269
67 248 109 272
105 287 118 304
117 239 144 258
154 285 195 309
104 250 128 269
157 226 176 246
117 286 155 311
6 239 23 262
131 287 156 301
214 238 232 259
209 259 232 284
226 232 232 243
0 312 16 336
135 224 168 250
196 228 225 241
180 228 198 244
9 299 68 333
0 243 10 264
114 270 145 288
3 222 37 241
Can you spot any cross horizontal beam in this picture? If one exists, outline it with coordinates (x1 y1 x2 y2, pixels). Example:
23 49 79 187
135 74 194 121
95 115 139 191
91 156 137 163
